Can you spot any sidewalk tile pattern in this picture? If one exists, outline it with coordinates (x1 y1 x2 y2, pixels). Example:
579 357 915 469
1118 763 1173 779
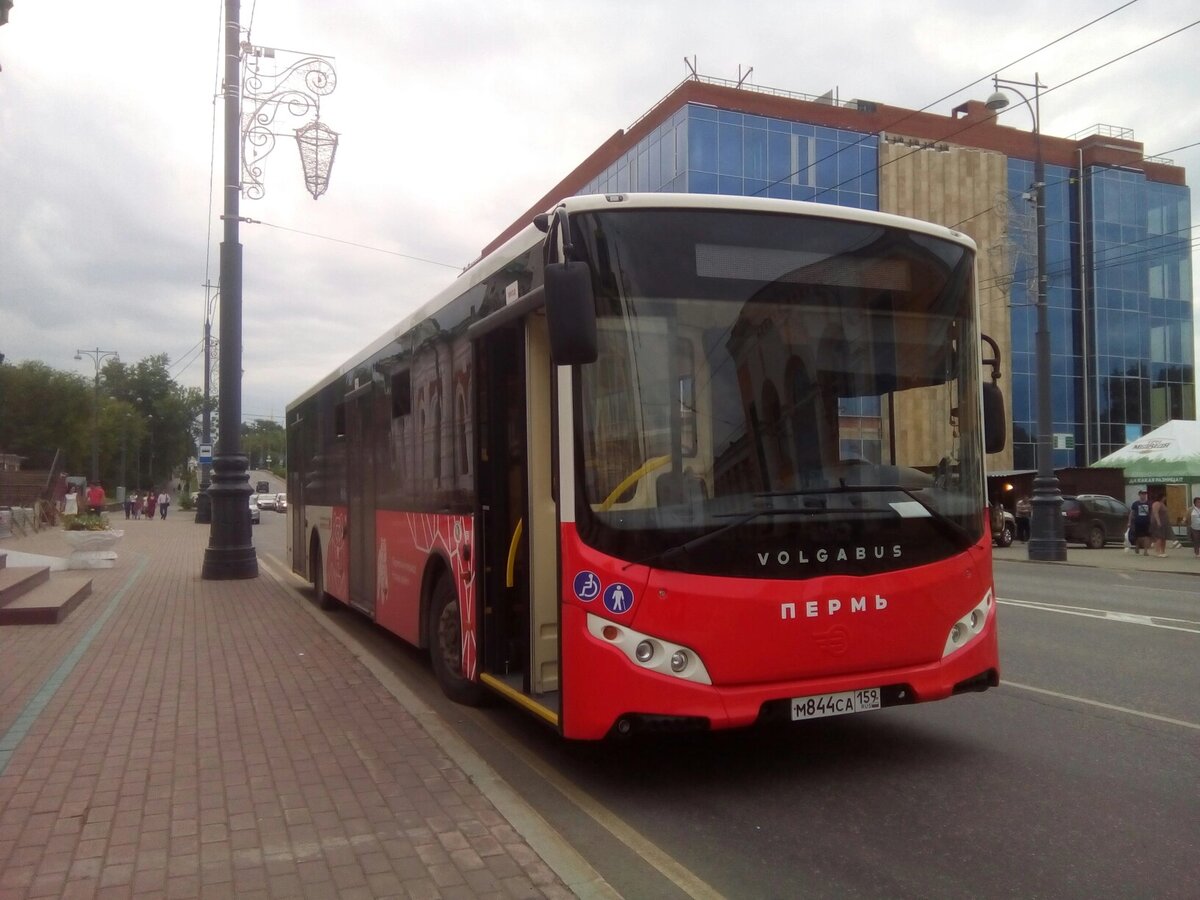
0 519 574 899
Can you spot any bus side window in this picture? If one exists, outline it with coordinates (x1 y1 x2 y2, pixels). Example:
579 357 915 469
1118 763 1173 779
391 370 411 418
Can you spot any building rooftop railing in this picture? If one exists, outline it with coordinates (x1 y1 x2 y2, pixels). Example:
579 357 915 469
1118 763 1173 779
1068 123 1135 141
627 74 862 135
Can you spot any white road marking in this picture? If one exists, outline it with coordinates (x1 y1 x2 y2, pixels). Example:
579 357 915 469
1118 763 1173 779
1003 681 1200 731
997 597 1200 633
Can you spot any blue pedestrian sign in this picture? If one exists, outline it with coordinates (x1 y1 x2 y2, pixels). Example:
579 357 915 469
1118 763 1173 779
603 582 634 614
198 443 213 465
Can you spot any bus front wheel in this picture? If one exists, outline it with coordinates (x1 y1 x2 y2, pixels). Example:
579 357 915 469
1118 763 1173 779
428 576 485 706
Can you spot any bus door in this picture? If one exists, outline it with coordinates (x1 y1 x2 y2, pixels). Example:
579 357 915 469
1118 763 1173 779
475 314 561 724
345 383 377 616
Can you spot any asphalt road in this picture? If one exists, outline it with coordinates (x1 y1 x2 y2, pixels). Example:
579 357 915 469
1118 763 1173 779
252 513 1200 900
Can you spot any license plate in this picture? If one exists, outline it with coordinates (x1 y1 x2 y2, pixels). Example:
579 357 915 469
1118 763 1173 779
790 688 882 721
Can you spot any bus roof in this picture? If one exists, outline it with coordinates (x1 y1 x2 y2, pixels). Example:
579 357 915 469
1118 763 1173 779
287 193 976 410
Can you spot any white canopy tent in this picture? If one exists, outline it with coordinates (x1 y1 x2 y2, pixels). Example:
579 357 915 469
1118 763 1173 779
1092 420 1200 530
1091 420 1200 486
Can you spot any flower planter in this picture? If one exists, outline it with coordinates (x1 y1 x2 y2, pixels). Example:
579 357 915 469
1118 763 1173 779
62 529 124 551
61 529 124 568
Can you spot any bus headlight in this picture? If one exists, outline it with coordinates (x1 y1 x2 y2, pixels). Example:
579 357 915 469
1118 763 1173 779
587 614 712 685
942 589 994 658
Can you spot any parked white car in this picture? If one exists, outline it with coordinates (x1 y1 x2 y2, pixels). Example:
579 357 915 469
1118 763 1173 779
248 494 261 524
257 494 277 511
275 493 287 511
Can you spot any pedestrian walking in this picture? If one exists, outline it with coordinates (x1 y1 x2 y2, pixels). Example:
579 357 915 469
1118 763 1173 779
123 491 134 519
158 489 171 519
130 491 141 520
1128 489 1152 555
1188 497 1200 558
1151 491 1171 557
145 491 157 520
1015 495 1031 542
85 481 105 516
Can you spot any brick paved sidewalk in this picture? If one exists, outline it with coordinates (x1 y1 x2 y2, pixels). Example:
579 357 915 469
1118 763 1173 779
0 517 580 899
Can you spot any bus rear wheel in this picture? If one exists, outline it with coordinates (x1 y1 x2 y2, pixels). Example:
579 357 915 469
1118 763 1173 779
310 540 337 610
429 576 485 706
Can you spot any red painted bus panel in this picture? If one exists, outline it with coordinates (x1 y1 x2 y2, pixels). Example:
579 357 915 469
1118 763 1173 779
372 510 477 676
559 523 998 740
325 506 350 604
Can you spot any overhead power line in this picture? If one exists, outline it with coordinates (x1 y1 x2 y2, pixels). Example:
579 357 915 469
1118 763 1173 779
246 218 463 270
753 0 1145 197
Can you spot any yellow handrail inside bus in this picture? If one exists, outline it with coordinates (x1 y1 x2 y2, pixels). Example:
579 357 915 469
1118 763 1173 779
599 455 671 511
506 518 524 588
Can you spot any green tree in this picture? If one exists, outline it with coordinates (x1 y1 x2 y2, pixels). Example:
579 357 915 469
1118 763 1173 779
0 355 202 490
0 361 92 470
241 419 286 474
102 355 203 490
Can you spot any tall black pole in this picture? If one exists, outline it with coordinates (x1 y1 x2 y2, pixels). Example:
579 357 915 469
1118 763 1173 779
75 348 118 486
1025 75 1066 561
90 368 100 483
194 311 213 523
203 0 258 579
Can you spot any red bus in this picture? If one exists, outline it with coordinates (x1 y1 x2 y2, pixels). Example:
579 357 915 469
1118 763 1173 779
286 193 1005 740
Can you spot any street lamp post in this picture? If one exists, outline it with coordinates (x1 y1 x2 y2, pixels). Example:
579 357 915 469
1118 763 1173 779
203 0 258 579
195 288 216 524
74 348 119 485
986 73 1066 561
203 2 337 580
120 412 130 499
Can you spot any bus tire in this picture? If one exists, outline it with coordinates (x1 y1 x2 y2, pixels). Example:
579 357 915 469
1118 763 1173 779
310 538 337 610
428 575 485 706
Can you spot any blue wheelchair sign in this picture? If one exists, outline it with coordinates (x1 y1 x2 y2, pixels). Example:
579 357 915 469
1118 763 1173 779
573 570 601 602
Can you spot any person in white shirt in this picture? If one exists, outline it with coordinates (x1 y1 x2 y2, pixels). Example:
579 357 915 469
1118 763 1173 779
1188 497 1200 557
157 490 171 520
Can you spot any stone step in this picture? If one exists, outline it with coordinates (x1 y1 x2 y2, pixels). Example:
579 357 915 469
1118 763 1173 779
0 576 92 625
0 565 51 608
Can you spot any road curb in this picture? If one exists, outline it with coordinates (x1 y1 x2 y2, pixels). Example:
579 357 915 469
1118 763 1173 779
257 554 621 900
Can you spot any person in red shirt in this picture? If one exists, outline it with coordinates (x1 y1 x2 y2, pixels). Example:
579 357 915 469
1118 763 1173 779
86 481 105 515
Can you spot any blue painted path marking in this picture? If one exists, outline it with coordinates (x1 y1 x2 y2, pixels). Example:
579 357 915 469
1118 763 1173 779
0 554 149 775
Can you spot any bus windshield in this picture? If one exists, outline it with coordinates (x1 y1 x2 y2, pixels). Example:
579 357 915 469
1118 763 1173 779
571 207 985 578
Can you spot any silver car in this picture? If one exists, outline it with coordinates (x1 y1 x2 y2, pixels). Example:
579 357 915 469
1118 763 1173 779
248 494 261 524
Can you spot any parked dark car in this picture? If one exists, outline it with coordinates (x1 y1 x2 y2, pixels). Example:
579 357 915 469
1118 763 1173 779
1061 494 1130 548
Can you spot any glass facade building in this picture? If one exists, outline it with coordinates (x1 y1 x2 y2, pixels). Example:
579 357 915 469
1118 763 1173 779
557 87 1193 469
1003 160 1194 468
580 103 879 210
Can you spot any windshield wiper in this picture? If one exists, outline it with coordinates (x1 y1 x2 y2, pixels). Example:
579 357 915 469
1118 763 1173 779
757 483 972 544
624 506 791 570
625 483 972 571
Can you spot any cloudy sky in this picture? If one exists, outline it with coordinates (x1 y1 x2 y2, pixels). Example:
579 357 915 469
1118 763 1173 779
2 0 1197 424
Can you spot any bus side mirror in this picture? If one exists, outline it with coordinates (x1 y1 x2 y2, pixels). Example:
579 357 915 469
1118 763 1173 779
544 261 598 365
983 383 1006 453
